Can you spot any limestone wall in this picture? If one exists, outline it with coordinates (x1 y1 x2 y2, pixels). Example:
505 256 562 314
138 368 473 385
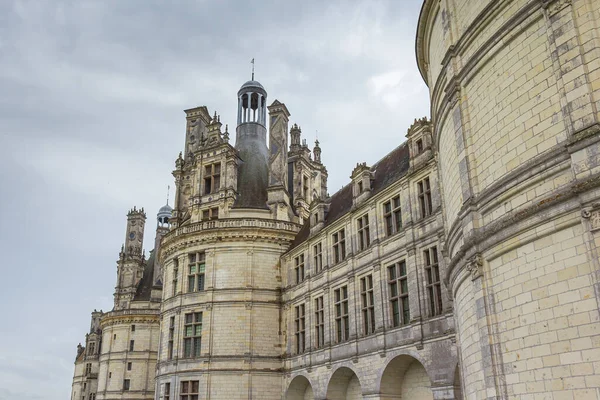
156 212 299 400
417 0 600 398
96 312 159 400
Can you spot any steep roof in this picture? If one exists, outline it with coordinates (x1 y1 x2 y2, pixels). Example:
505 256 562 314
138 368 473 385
133 249 158 301
289 142 410 250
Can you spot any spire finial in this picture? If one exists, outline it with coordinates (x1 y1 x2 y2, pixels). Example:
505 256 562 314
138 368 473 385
166 185 170 206
251 58 255 80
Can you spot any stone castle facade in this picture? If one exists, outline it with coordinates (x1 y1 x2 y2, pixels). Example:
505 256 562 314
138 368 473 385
71 0 600 398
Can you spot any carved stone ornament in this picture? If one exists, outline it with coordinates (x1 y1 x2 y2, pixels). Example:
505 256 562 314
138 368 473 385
541 0 572 17
466 254 483 281
582 207 600 231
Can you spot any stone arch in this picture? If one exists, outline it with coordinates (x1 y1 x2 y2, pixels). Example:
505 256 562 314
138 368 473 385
286 375 314 400
380 354 433 400
326 366 362 400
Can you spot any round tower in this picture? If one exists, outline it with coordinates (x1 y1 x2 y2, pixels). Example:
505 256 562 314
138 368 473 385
417 0 600 398
234 80 269 208
156 80 301 400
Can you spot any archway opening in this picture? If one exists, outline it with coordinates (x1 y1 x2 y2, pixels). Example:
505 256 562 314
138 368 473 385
380 355 433 400
286 375 314 400
326 367 362 400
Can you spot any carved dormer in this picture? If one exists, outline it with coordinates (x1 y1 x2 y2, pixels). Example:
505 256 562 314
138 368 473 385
205 112 224 147
309 199 329 236
406 117 433 171
351 162 373 207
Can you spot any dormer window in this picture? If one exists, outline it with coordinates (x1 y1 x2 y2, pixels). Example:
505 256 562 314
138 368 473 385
314 213 319 225
358 181 363 193
416 138 424 154
204 163 221 195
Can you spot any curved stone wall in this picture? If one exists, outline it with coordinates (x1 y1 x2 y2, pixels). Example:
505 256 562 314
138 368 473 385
156 213 300 400
96 310 159 400
418 0 600 398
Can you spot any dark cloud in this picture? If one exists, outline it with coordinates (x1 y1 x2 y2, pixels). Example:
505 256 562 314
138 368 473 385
0 1 429 398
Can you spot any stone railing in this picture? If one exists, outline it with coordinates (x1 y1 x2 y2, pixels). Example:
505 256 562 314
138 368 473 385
163 218 301 243
104 308 159 318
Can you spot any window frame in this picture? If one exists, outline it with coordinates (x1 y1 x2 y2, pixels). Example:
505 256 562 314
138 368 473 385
357 213 371 251
123 379 130 391
294 304 306 354
332 229 346 264
183 312 203 358
424 247 443 317
180 380 199 400
294 254 305 284
203 163 221 195
314 296 325 349
334 286 349 343
172 258 179 297
313 242 322 274
168 316 175 360
418 177 433 218
383 195 402 237
164 382 171 400
388 260 410 327
360 275 376 335
187 253 206 293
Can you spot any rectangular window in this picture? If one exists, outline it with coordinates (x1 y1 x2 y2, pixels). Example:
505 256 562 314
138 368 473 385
164 382 171 400
425 247 442 316
416 138 424 154
180 380 199 400
123 379 130 391
201 207 219 221
87 342 95 355
89 394 96 400
332 229 346 264
294 304 306 354
129 340 134 352
418 177 433 218
315 296 324 348
173 258 179 297
204 163 221 195
294 254 305 284
357 214 370 251
334 286 349 342
127 362 132 371
131 325 135 332
303 176 309 198
187 253 206 293
183 312 202 358
85 363 92 375
388 260 410 327
313 242 322 274
383 195 402 236
168 316 175 360
360 275 375 335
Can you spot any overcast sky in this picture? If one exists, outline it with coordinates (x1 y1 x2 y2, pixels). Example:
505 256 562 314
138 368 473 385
0 1 429 399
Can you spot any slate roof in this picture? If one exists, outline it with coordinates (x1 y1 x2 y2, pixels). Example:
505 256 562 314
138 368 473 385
133 249 159 301
289 142 410 250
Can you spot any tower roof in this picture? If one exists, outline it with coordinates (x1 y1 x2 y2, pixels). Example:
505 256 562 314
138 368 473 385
158 204 173 215
240 80 264 90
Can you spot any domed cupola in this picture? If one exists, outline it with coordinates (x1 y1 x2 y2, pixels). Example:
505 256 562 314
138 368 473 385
157 204 172 229
237 80 267 126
